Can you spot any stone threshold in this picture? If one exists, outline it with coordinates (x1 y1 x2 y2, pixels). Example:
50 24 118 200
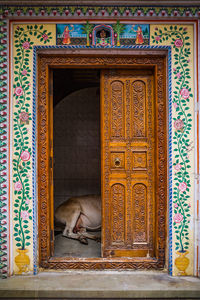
0 270 200 299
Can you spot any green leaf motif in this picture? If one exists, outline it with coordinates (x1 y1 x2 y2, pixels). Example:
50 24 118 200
152 26 192 252
13 25 53 250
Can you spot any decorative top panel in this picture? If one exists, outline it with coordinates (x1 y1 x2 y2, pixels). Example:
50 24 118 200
56 23 149 47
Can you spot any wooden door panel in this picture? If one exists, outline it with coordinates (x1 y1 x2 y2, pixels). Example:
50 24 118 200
132 182 148 244
110 182 126 245
110 80 125 139
131 80 147 138
101 69 155 258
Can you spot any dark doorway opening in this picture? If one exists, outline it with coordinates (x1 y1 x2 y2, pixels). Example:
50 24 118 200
53 69 101 258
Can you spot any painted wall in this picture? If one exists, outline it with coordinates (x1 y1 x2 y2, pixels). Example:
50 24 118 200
150 25 195 276
0 9 198 278
12 24 56 274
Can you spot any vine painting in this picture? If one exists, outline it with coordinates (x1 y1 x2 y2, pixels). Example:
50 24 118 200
12 24 54 273
151 25 194 275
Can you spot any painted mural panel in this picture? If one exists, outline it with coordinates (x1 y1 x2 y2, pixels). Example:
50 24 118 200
12 24 56 274
10 21 195 277
151 25 194 276
56 23 149 46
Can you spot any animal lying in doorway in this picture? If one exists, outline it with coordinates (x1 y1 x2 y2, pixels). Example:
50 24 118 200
55 195 101 244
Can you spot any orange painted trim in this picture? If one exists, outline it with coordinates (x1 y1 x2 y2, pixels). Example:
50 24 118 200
196 21 199 104
197 244 199 277
195 21 199 181
198 106 199 179
195 20 199 277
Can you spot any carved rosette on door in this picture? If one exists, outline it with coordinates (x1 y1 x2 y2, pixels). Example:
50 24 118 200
101 69 155 258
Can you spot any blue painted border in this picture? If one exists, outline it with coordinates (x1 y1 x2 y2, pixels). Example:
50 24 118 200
168 47 173 276
32 44 172 275
32 49 37 275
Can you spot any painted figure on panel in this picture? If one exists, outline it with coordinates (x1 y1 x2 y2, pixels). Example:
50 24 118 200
56 24 149 46
131 25 144 44
62 25 74 44
96 29 111 46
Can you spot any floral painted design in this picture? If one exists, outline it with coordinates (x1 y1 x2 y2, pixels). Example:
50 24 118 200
22 41 30 49
174 119 184 131
13 25 52 251
14 86 24 97
14 181 23 192
20 150 31 162
174 163 182 171
21 69 27 76
174 213 184 223
152 26 192 253
174 38 183 48
19 111 29 124
178 182 187 193
180 88 190 99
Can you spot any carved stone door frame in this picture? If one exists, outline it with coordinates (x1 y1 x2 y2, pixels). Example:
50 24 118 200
37 50 167 270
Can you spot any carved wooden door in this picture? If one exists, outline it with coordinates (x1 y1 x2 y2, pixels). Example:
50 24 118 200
101 69 155 258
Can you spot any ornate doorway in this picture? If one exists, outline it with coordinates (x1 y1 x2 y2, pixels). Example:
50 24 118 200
38 52 167 269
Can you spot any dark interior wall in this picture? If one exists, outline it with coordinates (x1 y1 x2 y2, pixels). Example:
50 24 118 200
53 87 101 210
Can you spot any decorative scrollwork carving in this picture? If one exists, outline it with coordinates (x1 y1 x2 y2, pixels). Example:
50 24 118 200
111 81 124 139
133 184 147 243
111 184 125 244
132 80 146 137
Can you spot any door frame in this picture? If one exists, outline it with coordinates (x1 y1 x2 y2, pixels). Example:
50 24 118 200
37 50 167 270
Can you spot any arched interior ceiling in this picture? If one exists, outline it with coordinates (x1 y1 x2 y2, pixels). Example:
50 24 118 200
53 68 100 107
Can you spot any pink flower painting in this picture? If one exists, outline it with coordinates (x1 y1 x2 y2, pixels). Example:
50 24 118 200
178 182 187 192
174 213 183 223
174 203 179 208
20 150 30 161
19 111 29 123
22 41 30 49
21 69 27 76
14 86 23 97
155 36 161 41
180 88 190 99
14 181 22 191
42 33 48 41
174 119 184 130
174 163 182 171
175 72 181 79
174 39 183 48
21 211 29 220
25 198 30 205
173 102 178 109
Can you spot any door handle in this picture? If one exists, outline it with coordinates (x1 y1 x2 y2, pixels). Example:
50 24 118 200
114 157 121 167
